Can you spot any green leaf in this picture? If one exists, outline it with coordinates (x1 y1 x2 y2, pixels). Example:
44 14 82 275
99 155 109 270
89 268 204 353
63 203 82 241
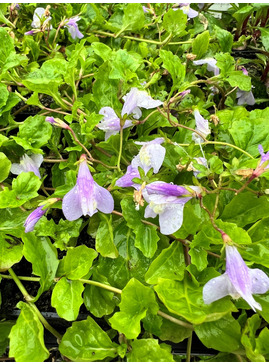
0 208 26 235
145 241 185 284
195 314 242 353
159 317 192 343
0 28 14 73
22 59 68 99
154 277 236 325
13 115 52 152
9 302 49 362
22 233 59 301
36 217 83 250
121 198 159 258
163 9 187 36
0 320 14 356
0 233 23 271
96 214 118 258
0 152 11 183
84 271 116 318
214 26 233 53
227 108 269 157
109 49 142 81
221 192 269 227
134 223 159 259
261 28 269 52
241 314 265 362
57 245 98 280
93 63 121 109
215 53 235 77
123 4 145 32
232 5 253 27
109 278 159 339
127 339 174 362
91 42 113 62
0 84 9 110
227 71 251 91
59 316 124 361
192 31 210 59
12 172 41 200
51 278 84 321
159 50 185 92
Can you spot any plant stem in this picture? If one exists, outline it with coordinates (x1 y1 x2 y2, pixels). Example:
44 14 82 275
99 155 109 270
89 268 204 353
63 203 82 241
7 269 62 341
186 332 193 362
79 278 122 295
157 310 193 330
117 126 123 172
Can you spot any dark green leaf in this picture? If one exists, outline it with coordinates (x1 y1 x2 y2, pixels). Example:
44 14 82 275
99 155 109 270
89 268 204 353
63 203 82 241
96 214 118 258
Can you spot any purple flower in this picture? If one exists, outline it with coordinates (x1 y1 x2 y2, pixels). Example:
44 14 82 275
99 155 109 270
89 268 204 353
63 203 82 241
132 138 166 175
178 89 191 98
115 165 141 189
179 3 199 18
121 87 163 119
64 16 84 40
241 66 248 76
192 109 211 143
10 154 43 178
236 89 255 106
203 245 269 311
142 6 150 13
143 183 202 235
24 30 39 36
97 107 133 140
45 116 71 130
258 145 269 169
31 7 51 29
116 138 166 189
193 58 219 76
62 155 114 221
24 205 47 233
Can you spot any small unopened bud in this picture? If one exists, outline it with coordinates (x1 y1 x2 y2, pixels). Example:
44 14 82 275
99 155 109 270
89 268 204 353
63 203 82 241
176 163 187 172
45 116 71 130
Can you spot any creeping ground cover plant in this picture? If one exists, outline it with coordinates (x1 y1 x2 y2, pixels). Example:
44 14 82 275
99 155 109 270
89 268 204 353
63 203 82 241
3 3 269 363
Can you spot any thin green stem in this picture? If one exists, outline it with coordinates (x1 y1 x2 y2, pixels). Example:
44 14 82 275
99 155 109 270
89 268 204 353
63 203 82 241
79 279 122 295
28 303 62 341
206 141 254 159
8 269 33 302
157 310 193 330
186 333 193 362
117 126 123 172
7 269 62 341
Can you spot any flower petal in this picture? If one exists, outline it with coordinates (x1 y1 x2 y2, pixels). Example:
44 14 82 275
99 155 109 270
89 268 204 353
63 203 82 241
62 185 83 221
146 181 189 196
250 268 269 294
159 204 185 235
24 206 47 233
31 154 43 168
94 183 114 214
10 163 25 176
203 274 235 304
144 205 157 219
115 165 140 188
